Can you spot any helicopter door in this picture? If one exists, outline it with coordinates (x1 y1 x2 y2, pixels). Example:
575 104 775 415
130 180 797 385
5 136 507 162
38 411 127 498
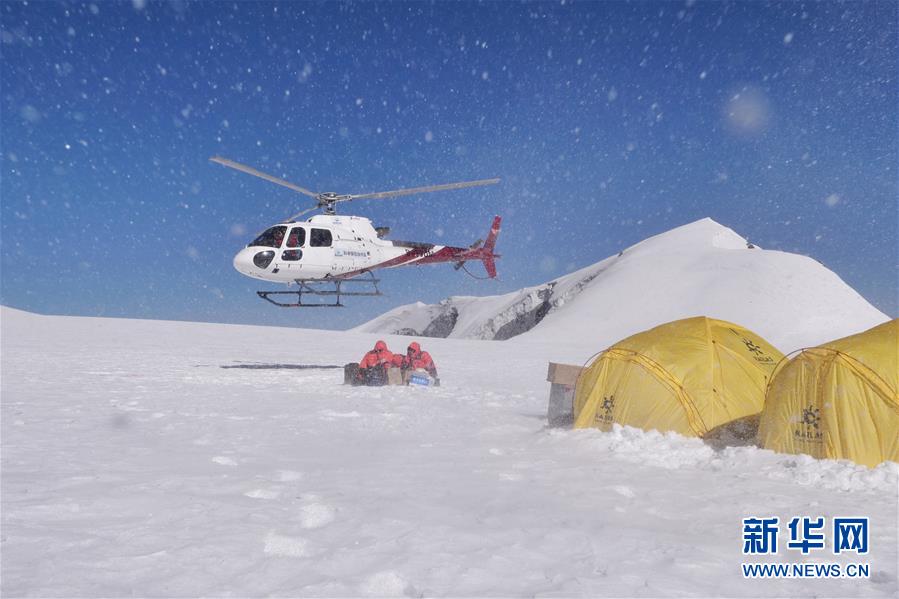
278 226 306 275
303 227 335 275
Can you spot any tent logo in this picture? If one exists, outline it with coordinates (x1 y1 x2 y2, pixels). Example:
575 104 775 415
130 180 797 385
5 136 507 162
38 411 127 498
596 395 616 424
793 406 823 442
742 338 774 364
802 406 820 429
729 329 775 363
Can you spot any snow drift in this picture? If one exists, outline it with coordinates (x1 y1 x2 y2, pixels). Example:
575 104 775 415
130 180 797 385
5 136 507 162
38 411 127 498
353 218 889 353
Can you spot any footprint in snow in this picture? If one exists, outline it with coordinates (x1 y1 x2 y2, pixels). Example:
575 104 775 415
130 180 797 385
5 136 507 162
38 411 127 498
212 456 238 466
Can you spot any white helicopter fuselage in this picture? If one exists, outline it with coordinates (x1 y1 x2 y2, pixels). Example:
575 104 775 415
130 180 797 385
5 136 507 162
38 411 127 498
232 214 445 283
211 156 500 305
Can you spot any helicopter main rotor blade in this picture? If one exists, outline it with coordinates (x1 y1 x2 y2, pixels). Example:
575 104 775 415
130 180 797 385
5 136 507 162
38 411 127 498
210 156 319 198
343 177 501 202
285 205 320 222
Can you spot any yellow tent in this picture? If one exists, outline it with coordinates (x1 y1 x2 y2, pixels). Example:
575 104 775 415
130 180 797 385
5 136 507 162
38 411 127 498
573 316 783 437
758 319 899 467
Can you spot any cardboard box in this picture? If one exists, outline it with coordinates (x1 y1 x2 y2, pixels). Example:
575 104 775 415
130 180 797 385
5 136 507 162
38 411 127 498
345 364 404 386
386 367 404 386
546 362 585 386
546 362 585 427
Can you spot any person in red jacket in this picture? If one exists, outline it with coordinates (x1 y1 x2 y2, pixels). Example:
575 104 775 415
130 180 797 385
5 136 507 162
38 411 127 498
356 340 396 385
398 341 438 379
359 340 394 369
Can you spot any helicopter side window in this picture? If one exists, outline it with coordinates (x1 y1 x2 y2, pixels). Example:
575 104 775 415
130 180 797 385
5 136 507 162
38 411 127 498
310 228 332 247
249 226 287 248
286 227 306 248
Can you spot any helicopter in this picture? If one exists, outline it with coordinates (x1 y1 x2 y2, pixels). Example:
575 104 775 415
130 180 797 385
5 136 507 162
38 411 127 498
211 156 502 307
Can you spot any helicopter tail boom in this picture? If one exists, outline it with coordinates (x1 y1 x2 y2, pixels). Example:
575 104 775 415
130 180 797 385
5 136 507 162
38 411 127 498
325 216 502 281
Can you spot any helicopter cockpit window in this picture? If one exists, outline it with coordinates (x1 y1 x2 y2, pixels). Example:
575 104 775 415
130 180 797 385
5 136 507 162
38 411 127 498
310 228 332 247
287 227 306 248
249 226 287 248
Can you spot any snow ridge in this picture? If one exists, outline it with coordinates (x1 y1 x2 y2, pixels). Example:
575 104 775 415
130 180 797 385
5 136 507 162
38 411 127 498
353 218 888 352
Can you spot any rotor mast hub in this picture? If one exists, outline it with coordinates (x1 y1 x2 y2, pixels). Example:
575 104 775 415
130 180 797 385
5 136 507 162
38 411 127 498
317 192 349 215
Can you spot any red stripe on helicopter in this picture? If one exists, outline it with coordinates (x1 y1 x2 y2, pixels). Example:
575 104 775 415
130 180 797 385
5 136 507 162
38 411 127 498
338 244 473 279
405 245 465 265
338 246 433 279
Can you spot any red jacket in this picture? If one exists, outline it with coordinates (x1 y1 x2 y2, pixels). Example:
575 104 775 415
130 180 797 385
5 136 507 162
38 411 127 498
359 340 396 369
397 342 437 377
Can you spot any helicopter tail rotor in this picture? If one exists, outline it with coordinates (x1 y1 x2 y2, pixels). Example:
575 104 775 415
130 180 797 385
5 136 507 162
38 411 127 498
483 216 501 256
455 216 501 279
480 216 502 278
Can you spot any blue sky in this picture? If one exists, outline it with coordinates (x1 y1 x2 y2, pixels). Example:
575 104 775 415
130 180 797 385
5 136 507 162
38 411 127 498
2 1 896 329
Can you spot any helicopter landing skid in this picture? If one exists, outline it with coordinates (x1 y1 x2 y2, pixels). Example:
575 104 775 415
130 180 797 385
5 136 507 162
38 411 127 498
257 274 382 308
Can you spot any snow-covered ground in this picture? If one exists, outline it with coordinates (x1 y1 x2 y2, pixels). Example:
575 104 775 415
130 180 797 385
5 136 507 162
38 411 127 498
1 307 896 597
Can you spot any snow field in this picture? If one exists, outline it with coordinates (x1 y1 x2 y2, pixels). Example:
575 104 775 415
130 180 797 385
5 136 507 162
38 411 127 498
1 308 896 597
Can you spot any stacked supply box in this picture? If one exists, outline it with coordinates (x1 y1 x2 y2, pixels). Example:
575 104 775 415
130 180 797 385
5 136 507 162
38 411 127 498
546 362 584 427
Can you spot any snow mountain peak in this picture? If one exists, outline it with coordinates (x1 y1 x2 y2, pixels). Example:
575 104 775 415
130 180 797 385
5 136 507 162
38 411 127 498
353 218 887 355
